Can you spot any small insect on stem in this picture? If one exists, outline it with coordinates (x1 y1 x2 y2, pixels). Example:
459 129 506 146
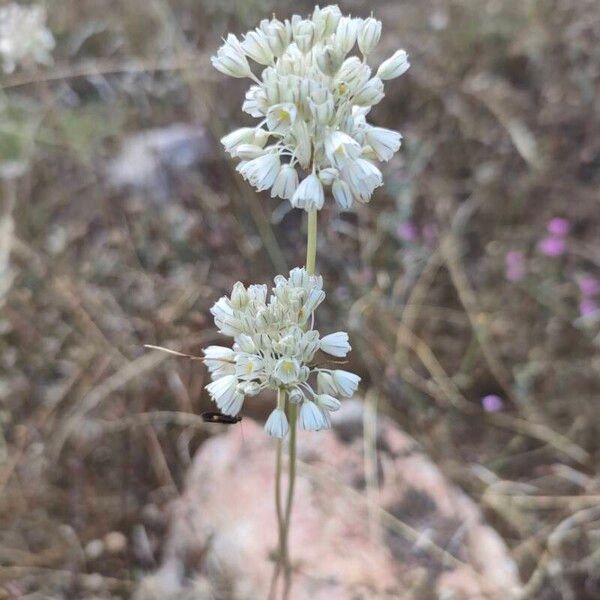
201 411 242 425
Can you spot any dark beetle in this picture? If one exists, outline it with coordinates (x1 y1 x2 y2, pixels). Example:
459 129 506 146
201 411 242 425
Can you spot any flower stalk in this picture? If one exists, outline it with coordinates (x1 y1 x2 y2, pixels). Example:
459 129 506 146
277 209 317 591
204 6 409 597
306 209 318 276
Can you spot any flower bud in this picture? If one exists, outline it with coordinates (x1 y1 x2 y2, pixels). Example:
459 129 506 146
335 16 359 54
318 167 339 186
292 120 311 169
288 388 304 405
358 17 382 56
241 29 274 65
316 45 344 76
211 33 252 78
266 19 292 57
353 77 385 106
376 49 410 80
317 372 338 395
309 89 335 125
332 179 354 210
293 19 317 53
230 282 249 309
221 127 256 155
336 56 371 90
313 5 342 38
235 144 266 160
316 394 341 412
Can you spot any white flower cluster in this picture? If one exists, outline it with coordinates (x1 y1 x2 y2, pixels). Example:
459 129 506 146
203 267 361 437
0 3 55 74
212 5 410 211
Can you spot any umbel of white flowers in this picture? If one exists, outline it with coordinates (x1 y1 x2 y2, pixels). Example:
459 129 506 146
0 3 55 74
203 268 361 438
212 5 410 211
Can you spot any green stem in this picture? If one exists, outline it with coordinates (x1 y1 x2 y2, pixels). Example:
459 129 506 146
269 390 287 599
274 389 286 560
279 209 318 598
281 402 298 597
306 209 318 276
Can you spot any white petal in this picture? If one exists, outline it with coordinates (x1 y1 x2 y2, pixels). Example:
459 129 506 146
376 49 410 80
299 401 329 431
317 372 339 395
332 370 361 397
316 394 341 412
332 179 354 210
206 374 238 405
271 164 299 199
265 409 289 438
319 332 351 357
291 174 324 211
358 18 382 56
274 357 300 384
220 391 244 416
221 127 256 155
365 127 402 162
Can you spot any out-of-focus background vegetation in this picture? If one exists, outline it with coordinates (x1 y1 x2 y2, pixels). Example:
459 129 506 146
1 0 599 597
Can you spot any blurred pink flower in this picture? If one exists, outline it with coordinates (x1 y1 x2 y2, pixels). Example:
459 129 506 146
396 221 418 242
579 298 599 318
482 394 503 412
578 276 600 297
538 236 566 257
547 217 571 237
504 251 526 282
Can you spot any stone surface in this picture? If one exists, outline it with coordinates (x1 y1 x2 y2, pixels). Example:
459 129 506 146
135 401 522 599
106 124 216 199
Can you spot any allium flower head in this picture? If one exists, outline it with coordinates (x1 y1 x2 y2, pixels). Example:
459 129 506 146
0 3 55 74
203 268 360 437
211 5 410 211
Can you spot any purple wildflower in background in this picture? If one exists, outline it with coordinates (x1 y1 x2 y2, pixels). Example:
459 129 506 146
578 276 600 297
579 299 599 318
505 251 526 282
397 221 418 243
547 217 571 237
482 394 503 412
538 236 566 257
